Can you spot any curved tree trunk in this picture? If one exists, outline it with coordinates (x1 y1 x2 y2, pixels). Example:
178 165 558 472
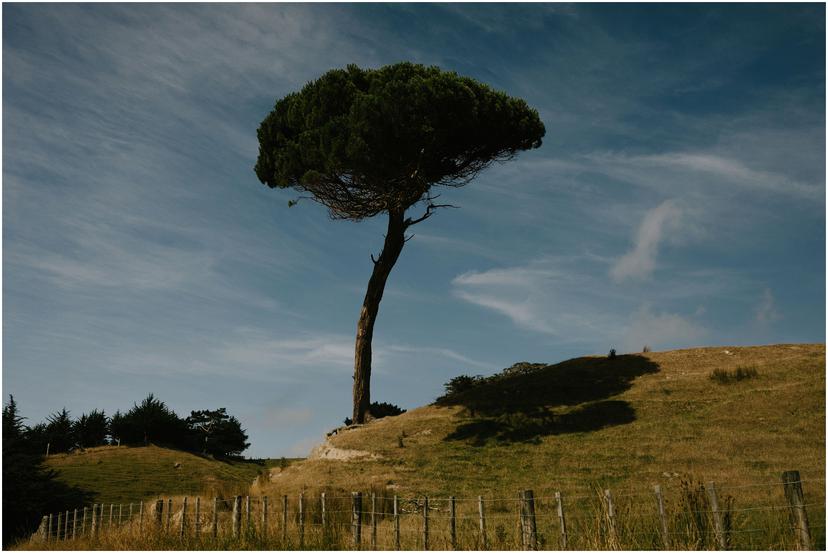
352 209 407 424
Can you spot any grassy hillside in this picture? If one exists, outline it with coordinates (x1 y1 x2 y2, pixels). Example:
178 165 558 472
258 343 825 504
20 344 825 550
45 445 283 505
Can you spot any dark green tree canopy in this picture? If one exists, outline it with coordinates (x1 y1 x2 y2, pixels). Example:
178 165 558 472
109 394 188 446
73 409 109 448
186 408 250 457
255 62 545 220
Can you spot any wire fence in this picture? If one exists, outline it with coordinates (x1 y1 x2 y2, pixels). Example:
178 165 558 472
31 470 824 550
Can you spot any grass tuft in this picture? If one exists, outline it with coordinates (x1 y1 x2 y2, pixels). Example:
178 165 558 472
710 366 759 384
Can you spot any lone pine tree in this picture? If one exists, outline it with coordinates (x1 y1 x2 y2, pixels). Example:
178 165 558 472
255 62 545 424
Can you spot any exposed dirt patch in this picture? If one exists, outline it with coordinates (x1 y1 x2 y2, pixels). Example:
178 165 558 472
308 441 382 461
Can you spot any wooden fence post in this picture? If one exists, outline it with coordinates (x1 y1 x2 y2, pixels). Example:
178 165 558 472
706 481 727 550
138 502 143 531
520 490 538 551
352 492 362 549
393 495 400 551
195 497 200 537
47 513 53 542
555 492 567 549
282 495 288 543
371 493 377 549
64 510 69 540
155 499 164 528
320 492 326 535
167 499 172 531
299 492 305 548
108 503 114 530
89 505 96 537
181 497 188 538
128 503 133 522
118 504 123 526
212 498 218 538
782 470 812 550
232 496 242 538
449 496 457 550
245 496 251 533
81 507 88 537
423 496 430 550
478 496 487 550
604 489 618 550
37 515 48 542
262 496 268 538
72 508 78 540
653 485 670 549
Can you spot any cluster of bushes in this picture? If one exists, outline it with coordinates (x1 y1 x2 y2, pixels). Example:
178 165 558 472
443 374 485 396
23 394 249 457
439 361 548 400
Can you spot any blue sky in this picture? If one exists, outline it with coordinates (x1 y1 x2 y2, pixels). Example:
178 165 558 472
4 3 825 458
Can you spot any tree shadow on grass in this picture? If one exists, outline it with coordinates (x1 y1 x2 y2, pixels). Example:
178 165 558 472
437 354 660 446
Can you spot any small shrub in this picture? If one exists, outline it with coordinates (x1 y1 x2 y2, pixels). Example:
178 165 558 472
710 366 759 384
370 401 406 418
608 348 617 359
642 345 651 353
344 401 406 426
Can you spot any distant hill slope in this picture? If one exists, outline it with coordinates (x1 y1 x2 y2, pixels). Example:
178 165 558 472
256 344 825 504
45 445 274 504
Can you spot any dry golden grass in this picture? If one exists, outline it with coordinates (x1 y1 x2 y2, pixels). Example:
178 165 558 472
17 344 825 550
250 344 824 549
260 344 824 500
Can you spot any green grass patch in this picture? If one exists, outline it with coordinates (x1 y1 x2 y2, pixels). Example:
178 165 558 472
45 445 292 504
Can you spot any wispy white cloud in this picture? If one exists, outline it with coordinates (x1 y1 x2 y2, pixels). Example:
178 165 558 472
452 256 729 352
217 331 356 371
754 288 781 325
452 265 562 335
451 258 618 339
611 200 682 282
556 151 824 202
409 233 503 261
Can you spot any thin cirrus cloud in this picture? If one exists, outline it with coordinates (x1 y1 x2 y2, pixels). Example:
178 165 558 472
451 255 737 353
451 259 619 341
611 200 682 282
570 151 824 202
